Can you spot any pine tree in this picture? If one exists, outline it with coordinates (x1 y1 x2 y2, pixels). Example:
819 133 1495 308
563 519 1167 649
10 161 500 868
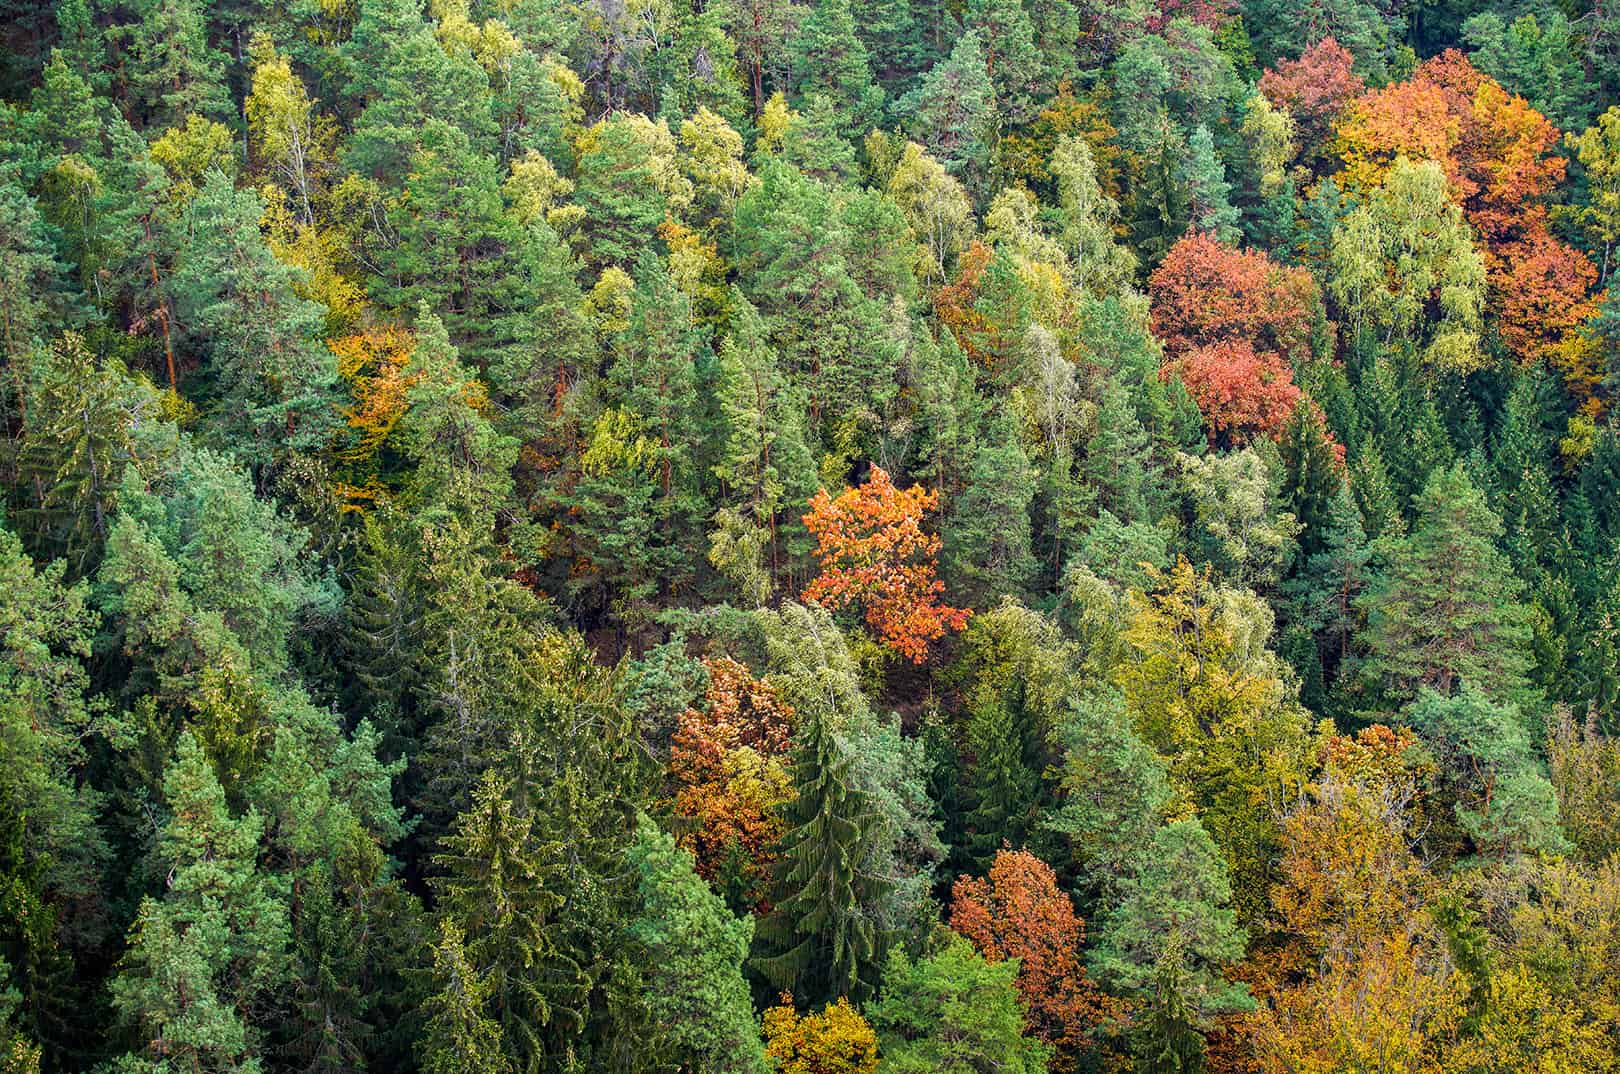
109 733 290 1072
123 0 231 128
788 0 882 135
963 0 1046 124
755 682 895 1005
896 31 995 192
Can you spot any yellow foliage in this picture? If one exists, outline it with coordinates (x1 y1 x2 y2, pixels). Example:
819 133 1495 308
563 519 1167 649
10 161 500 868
762 997 880 1074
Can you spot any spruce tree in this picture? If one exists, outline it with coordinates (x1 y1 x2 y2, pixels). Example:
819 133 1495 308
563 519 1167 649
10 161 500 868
754 683 895 1005
1358 464 1535 703
108 733 290 1073
1180 126 1241 244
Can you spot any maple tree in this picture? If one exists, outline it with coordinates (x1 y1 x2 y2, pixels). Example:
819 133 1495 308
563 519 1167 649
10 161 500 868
802 465 969 662
668 657 794 909
949 848 1117 1069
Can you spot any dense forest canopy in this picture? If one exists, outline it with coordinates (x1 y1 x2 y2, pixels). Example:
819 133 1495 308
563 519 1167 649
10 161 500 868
2 0 1620 1070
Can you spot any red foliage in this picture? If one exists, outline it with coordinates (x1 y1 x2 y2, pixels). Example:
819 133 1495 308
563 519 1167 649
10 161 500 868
802 466 969 663
669 657 794 908
1149 231 1318 365
1174 340 1305 445
1145 0 1237 32
1259 38 1366 153
950 849 1118 1070
1149 232 1323 444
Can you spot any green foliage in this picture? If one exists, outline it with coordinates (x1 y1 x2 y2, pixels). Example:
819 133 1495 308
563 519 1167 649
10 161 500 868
868 934 1052 1073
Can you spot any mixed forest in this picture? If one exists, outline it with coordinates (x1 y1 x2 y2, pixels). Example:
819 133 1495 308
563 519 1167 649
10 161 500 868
4 0 1620 1069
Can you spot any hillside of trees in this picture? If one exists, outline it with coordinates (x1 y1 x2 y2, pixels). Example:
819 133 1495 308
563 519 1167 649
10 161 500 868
2 0 1620 1070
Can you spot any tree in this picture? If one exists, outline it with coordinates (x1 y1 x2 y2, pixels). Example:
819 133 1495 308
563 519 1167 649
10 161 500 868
169 172 339 466
761 997 879 1074
787 0 882 134
802 465 969 662
419 920 509 1074
108 733 290 1073
1566 106 1620 286
868 935 1053 1074
1149 230 1317 368
1258 38 1365 166
754 682 895 1004
1328 157 1487 373
1170 340 1305 446
1358 464 1535 703
0 174 75 368
943 415 1038 609
667 657 794 910
429 769 566 1073
1089 820 1250 1018
895 32 995 192
123 0 231 128
1180 126 1241 242
950 849 1114 1067
624 819 768 1074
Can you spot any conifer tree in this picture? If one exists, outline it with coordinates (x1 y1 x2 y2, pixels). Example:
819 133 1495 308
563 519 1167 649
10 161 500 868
109 733 290 1073
1358 464 1535 703
1180 126 1241 243
625 820 768 1074
755 678 895 1005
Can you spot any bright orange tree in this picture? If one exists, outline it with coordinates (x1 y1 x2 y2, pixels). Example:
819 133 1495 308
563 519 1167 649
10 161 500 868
949 848 1118 1070
802 465 968 663
667 657 794 910
1149 231 1320 445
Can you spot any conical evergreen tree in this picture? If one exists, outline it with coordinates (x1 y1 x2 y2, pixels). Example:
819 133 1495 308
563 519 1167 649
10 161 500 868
108 733 290 1073
1358 464 1535 703
1180 126 1241 244
754 689 895 1005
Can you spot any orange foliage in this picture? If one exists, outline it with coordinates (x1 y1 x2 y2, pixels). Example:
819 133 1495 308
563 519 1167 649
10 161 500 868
1334 52 1600 385
668 657 794 909
950 848 1118 1069
1174 340 1305 445
802 466 969 663
1490 232 1600 379
763 996 880 1074
1149 231 1318 364
932 240 996 365
332 325 418 460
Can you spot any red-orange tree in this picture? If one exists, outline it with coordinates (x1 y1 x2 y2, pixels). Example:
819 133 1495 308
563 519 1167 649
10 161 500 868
668 657 793 909
949 848 1117 1069
802 466 968 663
1149 232 1320 444
1259 37 1365 160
